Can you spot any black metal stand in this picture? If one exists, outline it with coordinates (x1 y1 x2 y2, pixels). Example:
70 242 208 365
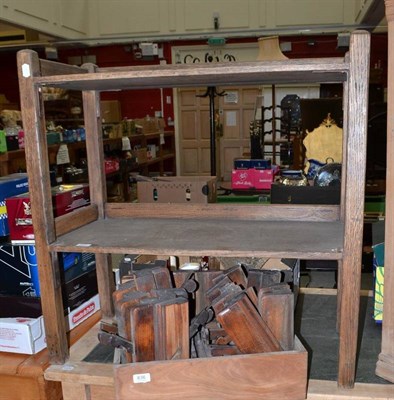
197 86 226 176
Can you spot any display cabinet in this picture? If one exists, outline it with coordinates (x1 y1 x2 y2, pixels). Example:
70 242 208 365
16 30 370 395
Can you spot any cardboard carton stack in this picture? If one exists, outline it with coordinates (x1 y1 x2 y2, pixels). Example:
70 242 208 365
0 175 100 354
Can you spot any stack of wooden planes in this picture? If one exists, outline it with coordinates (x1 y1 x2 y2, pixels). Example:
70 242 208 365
99 259 295 363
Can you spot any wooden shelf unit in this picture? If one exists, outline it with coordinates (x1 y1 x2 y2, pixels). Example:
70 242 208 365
16 30 370 393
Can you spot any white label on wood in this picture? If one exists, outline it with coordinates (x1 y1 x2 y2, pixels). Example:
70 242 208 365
21 64 30 78
133 373 151 384
225 91 239 104
56 144 70 165
225 111 237 127
76 243 93 247
122 136 131 150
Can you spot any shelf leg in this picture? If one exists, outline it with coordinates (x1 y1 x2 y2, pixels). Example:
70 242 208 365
337 30 371 389
62 382 90 400
95 253 115 318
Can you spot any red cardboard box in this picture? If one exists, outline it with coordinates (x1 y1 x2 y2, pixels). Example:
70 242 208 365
254 166 280 189
6 184 90 243
231 169 255 189
104 158 120 175
231 167 279 190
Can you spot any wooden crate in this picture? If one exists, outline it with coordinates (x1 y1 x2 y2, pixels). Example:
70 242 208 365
114 337 307 400
45 324 307 400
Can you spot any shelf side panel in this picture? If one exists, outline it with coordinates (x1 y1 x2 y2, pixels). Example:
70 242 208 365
82 67 115 318
17 49 69 364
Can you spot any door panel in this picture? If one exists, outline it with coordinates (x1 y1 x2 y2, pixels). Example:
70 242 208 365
181 111 197 140
182 148 199 174
200 110 211 140
180 90 198 106
219 87 261 181
178 88 218 176
178 86 260 180
201 147 212 174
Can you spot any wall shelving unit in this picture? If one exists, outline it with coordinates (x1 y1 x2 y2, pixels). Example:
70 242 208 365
16 30 370 396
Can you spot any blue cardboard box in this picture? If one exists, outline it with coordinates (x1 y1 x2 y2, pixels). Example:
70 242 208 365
0 244 97 310
234 159 271 170
0 244 39 296
61 252 97 282
0 173 29 237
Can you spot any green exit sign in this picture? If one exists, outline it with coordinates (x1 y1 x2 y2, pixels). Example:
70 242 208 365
207 37 226 46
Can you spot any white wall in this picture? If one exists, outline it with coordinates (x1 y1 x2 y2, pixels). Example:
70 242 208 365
0 0 372 42
0 0 89 38
87 0 358 41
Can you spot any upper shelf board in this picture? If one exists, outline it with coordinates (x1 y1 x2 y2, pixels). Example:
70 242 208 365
33 58 348 91
49 217 344 260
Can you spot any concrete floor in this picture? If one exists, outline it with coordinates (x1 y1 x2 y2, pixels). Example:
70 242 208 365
296 269 387 384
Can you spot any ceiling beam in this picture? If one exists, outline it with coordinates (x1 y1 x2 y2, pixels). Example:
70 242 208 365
356 0 386 29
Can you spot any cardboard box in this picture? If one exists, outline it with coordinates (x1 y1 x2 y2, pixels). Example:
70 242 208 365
254 168 279 189
61 252 97 283
234 158 271 170
0 294 100 353
0 244 97 309
231 169 255 189
104 158 120 174
138 176 217 203
65 293 100 331
0 316 46 354
62 268 98 311
0 244 39 297
0 173 29 237
231 167 279 190
134 117 165 134
100 100 121 123
373 242 384 323
132 147 148 164
0 295 42 318
6 183 90 243
0 293 100 330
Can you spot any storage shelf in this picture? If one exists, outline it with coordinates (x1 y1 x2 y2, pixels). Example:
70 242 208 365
49 217 343 259
17 31 370 389
161 153 175 160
